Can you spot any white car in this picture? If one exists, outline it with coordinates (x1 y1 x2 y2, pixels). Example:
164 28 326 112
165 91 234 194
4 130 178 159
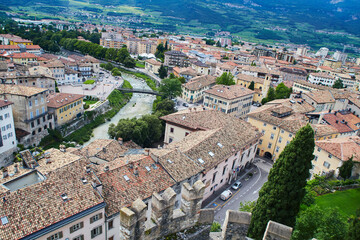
231 181 242 190
220 190 232 201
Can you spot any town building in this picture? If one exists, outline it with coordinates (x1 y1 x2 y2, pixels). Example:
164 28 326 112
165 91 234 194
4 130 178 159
301 90 336 112
203 84 254 118
47 93 84 127
145 59 162 74
181 75 216 103
321 111 360 137
348 96 360 117
332 51 347 64
0 100 17 167
312 136 360 179
8 52 38 65
157 109 261 200
246 101 338 160
323 59 342 69
0 85 53 147
279 67 308 82
41 60 65 82
62 68 82 85
164 51 189 68
173 67 199 81
315 47 329 58
100 32 125 48
236 73 271 103
191 61 210 75
308 72 336 87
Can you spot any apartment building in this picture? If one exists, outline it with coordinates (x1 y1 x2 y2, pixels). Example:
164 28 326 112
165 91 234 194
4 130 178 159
9 52 38 65
164 51 189 67
181 75 216 103
41 60 65 82
321 111 360 137
236 73 271 103
47 93 84 127
279 67 308 82
247 101 338 160
204 84 254 118
301 90 336 112
191 61 211 75
0 100 17 167
311 136 360 179
323 59 342 69
0 85 53 147
156 109 261 200
308 72 336 87
145 59 162 74
100 32 124 49
137 41 157 55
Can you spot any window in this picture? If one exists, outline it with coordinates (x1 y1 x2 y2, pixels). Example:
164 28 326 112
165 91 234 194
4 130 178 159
273 126 277 130
0 115 2 120
70 222 84 233
212 172 217 184
108 220 114 230
317 147 321 152
261 130 265 134
36 109 39 116
278 137 282 143
263 123 267 127
29 101 32 107
73 236 84 240
91 226 103 238
323 161 330 169
90 213 103 224
46 232 63 240
108 237 114 240
30 112 34 119
35 99 38 106
4 113 9 119
328 154 332 159
185 132 189 136
1 126 5 131
270 133 275 140
42 107 45 114
289 133 293 138
275 146 280 153
222 165 227 176
286 141 290 146
259 139 263 144
41 97 44 103
281 130 284 134
268 143 272 149
314 156 318 161
169 137 173 143
170 127 174 133
3 135 7 140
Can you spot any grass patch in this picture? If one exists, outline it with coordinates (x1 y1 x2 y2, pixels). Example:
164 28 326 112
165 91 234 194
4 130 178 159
136 61 145 68
315 188 360 217
83 100 98 105
83 79 95 84
119 68 157 91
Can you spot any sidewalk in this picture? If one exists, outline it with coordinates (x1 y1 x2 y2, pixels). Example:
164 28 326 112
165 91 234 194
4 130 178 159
201 165 256 208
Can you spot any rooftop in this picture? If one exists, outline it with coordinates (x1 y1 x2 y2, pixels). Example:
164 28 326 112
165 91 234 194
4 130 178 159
0 84 47 97
0 99 13 108
303 90 335 104
316 136 360 162
182 75 216 91
205 84 254 100
236 73 265 84
322 111 360 133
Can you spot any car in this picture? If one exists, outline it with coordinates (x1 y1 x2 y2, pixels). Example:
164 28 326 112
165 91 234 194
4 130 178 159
231 181 242 190
182 102 189 107
220 190 232 201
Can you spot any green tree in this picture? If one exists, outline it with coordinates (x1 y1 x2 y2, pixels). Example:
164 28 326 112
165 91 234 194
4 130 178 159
275 83 292 99
333 78 345 89
338 156 354 180
291 205 324 240
347 209 360 240
251 62 257 66
316 208 348 240
239 201 256 212
159 78 182 99
178 76 186 83
262 87 276 104
216 41 221 47
216 72 235 86
248 81 255 90
155 99 176 116
123 56 136 68
210 222 221 232
248 124 315 239
155 43 165 60
158 64 168 79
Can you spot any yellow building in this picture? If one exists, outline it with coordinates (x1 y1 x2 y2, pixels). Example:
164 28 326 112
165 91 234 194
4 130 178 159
47 93 84 126
9 52 37 65
182 75 216 103
9 38 33 45
247 102 338 160
323 59 342 69
311 136 360 179
236 73 271 103
145 59 162 74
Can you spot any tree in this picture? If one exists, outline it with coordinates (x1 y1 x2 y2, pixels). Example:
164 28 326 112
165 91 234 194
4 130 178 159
347 208 360 240
216 41 221 47
248 124 315 239
211 222 221 232
248 81 255 90
123 56 136 68
338 156 354 179
333 78 344 89
216 72 235 86
275 83 291 99
239 201 256 212
155 99 176 116
159 78 182 99
261 87 276 105
292 206 348 240
158 64 168 79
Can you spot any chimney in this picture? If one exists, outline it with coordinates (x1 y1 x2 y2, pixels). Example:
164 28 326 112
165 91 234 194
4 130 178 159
104 166 109 172
86 166 91 174
46 155 52 164
336 120 339 124
334 111 337 116
144 149 150 156
118 137 123 145
14 164 18 174
134 166 139 176
2 168 8 178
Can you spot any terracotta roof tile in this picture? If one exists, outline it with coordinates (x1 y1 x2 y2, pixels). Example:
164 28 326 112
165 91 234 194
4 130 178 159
205 84 254 100
316 136 360 162
47 93 84 109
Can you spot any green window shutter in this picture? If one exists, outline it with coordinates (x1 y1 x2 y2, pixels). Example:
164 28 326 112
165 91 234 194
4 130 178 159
99 213 103 219
80 222 84 229
99 226 103 234
90 216 94 224
58 231 63 238
81 235 84 240
70 226 74 234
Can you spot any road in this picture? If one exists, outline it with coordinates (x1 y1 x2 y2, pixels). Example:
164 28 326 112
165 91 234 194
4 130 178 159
205 158 272 225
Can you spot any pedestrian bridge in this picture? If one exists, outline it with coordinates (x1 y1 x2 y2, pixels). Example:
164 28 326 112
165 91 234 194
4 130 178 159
117 88 162 96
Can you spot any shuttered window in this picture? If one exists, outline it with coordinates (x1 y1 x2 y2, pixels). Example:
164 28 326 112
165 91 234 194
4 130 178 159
90 213 102 224
46 231 63 240
70 222 84 233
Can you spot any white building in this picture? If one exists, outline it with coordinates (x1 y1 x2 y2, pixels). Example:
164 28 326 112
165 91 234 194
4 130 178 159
0 100 17 167
308 72 336 87
315 47 329 58
333 51 347 64
296 47 308 56
61 68 82 85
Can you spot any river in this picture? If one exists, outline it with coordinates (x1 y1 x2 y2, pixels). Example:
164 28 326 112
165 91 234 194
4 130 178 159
84 73 156 145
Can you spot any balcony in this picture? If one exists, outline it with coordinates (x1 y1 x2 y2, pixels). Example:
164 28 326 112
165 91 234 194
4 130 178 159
24 111 49 123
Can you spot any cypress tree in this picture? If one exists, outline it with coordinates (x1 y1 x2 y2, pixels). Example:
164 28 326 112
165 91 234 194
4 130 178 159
248 124 315 239
248 81 255 90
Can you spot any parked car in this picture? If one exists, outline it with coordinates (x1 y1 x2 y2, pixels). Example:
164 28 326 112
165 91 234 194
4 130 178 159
220 190 232 201
231 181 242 190
182 102 189 107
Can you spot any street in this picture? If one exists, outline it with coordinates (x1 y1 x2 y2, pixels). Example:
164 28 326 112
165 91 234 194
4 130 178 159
205 158 272 225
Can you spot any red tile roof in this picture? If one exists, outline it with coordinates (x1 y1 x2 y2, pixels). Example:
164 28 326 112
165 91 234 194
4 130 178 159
322 111 360 133
316 136 360 162
47 93 84 109
0 99 13 108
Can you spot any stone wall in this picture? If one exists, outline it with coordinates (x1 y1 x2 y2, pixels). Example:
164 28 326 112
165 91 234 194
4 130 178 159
117 180 293 240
